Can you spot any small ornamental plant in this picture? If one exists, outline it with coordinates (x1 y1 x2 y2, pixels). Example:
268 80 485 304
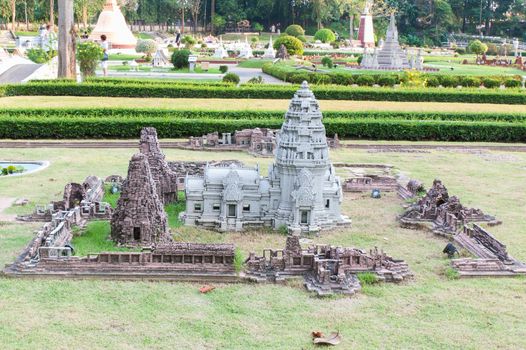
77 41 103 77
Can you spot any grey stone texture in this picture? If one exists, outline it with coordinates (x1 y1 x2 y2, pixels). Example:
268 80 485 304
111 153 170 245
183 82 351 233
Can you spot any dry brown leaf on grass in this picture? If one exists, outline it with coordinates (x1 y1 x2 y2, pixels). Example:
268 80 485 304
199 285 216 293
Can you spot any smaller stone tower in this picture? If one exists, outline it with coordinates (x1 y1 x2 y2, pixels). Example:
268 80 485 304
111 153 170 245
139 127 178 204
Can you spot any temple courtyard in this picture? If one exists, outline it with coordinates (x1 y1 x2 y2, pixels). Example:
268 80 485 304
1 144 525 349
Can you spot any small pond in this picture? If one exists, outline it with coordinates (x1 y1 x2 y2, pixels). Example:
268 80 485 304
0 161 50 177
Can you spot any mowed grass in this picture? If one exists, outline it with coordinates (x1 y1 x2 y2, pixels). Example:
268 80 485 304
3 96 526 113
1 146 526 349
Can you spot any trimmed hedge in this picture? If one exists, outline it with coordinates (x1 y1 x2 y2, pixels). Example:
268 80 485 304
0 108 525 141
262 63 522 89
4 81 526 104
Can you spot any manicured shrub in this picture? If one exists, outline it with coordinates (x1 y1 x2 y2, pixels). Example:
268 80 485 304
460 76 481 88
332 73 352 85
77 41 103 77
222 73 240 84
468 40 488 56
171 49 191 69
504 79 521 88
284 24 305 38
377 75 397 87
273 35 304 56
219 65 228 73
314 29 336 43
356 75 375 86
135 39 157 61
182 35 196 49
426 76 440 87
482 78 501 89
321 56 333 68
288 72 310 84
309 74 332 85
438 75 459 88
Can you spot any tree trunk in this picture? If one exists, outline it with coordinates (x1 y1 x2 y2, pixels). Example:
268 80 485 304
10 0 16 31
181 7 185 33
210 0 215 32
50 0 55 29
349 14 354 40
82 4 88 29
25 1 29 31
58 0 76 79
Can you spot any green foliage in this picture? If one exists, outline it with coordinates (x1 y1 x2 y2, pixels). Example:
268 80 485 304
253 22 264 32
459 76 480 88
0 165 24 176
77 41 103 77
273 35 304 56
321 56 333 68
71 221 138 257
6 79 526 105
135 39 158 59
402 70 426 88
103 184 120 208
377 75 397 87
468 40 488 56
27 48 56 64
357 272 379 285
444 266 460 280
222 73 240 84
356 75 375 86
233 248 245 274
211 15 226 33
165 193 186 228
247 76 264 84
171 49 191 69
277 225 288 235
219 65 228 73
426 76 440 87
504 79 521 88
1 107 526 142
314 29 336 43
182 35 197 49
285 24 305 38
482 78 501 88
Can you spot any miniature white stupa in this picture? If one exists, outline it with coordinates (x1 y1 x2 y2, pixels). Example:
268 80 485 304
152 49 170 67
263 36 276 58
238 37 253 59
89 0 137 49
213 37 228 59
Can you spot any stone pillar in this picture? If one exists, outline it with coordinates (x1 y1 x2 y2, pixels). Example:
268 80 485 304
58 0 76 79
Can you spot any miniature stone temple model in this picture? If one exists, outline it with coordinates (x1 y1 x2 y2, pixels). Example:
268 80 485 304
111 153 171 246
399 179 500 236
89 0 137 49
245 235 412 296
361 13 409 70
183 82 350 233
139 127 178 204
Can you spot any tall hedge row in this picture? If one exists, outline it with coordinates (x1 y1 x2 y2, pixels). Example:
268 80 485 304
0 109 525 141
4 81 526 104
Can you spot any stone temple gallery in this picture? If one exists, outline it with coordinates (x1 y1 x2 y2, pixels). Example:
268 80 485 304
182 82 351 233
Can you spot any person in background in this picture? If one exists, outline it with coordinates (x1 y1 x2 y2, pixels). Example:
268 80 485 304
100 34 109 76
175 28 181 48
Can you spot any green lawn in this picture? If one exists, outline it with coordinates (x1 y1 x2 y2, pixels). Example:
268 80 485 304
238 59 274 68
109 66 221 74
1 145 525 348
3 96 526 114
135 32 155 40
108 53 143 61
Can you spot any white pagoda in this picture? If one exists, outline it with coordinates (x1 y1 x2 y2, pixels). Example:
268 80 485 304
89 0 137 49
262 36 276 58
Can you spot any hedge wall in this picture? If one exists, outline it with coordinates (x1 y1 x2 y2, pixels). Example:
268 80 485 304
0 108 525 141
4 81 526 104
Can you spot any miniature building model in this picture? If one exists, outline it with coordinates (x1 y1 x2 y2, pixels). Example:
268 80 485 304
357 1 375 48
245 235 412 295
139 127 178 204
111 153 170 245
361 13 409 69
263 36 277 58
183 82 350 233
89 0 137 49
399 179 500 235
152 49 170 67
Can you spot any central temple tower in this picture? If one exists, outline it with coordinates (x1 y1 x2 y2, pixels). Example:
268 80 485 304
269 81 349 233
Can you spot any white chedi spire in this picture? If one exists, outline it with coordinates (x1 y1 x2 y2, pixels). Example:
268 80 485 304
263 36 276 58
